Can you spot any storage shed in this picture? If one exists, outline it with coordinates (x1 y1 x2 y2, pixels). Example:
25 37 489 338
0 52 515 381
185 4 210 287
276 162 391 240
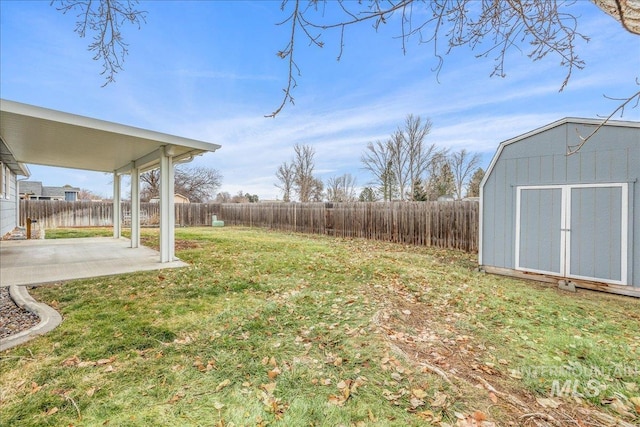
479 117 640 297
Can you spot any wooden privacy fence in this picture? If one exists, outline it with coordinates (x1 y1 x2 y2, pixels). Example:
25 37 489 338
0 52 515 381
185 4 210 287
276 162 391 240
19 200 216 229
20 200 479 252
214 201 479 252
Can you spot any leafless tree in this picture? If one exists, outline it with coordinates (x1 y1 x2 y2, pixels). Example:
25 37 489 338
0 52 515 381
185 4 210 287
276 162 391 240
140 168 161 201
361 140 397 201
215 191 232 203
175 166 223 203
401 115 437 200
387 131 410 200
230 191 249 203
77 188 103 200
292 143 316 202
140 165 222 203
326 173 358 202
371 115 440 201
53 0 147 86
450 149 481 200
425 154 456 200
275 161 295 202
310 177 325 202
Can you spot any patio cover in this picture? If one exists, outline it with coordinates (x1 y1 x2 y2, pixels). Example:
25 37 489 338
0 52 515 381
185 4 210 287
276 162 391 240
0 99 221 262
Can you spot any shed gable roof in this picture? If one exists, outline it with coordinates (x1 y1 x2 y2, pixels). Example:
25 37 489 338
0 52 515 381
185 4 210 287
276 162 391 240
480 117 640 190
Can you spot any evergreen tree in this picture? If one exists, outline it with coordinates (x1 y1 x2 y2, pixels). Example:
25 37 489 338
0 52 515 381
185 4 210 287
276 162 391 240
412 178 429 201
466 167 485 198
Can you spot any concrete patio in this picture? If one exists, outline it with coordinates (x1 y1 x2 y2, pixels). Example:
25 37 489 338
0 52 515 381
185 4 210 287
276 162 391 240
0 237 188 287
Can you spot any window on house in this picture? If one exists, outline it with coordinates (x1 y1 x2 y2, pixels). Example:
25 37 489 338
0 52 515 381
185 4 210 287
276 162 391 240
0 163 6 199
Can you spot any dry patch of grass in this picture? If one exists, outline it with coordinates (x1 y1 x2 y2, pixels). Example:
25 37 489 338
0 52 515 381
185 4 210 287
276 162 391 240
1 227 638 426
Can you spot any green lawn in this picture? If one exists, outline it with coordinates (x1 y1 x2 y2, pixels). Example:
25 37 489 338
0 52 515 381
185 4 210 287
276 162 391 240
1 227 638 426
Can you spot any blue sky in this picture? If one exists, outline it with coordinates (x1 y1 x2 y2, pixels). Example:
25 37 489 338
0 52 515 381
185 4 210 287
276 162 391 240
1 1 639 200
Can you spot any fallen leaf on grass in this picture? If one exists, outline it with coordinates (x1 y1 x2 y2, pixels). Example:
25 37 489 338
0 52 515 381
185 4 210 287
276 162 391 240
536 397 562 409
193 357 216 372
61 356 81 367
31 382 42 394
432 391 448 408
624 383 638 392
268 367 281 380
508 369 523 379
488 392 498 404
96 356 116 365
261 382 276 394
215 379 231 392
630 396 640 412
472 411 487 421
45 407 58 416
412 388 428 399
86 387 97 397
328 394 347 406
601 396 634 418
409 397 425 409
173 335 193 345
167 391 185 404
416 409 438 421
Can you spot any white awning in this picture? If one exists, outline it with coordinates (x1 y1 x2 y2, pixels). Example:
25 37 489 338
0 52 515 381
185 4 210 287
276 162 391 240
0 99 221 173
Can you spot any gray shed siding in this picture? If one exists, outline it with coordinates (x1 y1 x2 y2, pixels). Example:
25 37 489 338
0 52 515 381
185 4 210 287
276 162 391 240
481 119 640 291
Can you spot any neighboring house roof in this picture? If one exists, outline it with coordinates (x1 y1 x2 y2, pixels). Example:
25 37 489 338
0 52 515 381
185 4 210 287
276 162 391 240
19 181 81 198
19 180 43 196
42 187 65 198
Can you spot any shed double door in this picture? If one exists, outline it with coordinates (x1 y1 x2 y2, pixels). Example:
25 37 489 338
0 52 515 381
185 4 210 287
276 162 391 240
515 184 628 285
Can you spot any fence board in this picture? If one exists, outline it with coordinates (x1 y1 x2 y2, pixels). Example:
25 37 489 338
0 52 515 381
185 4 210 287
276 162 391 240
20 200 479 252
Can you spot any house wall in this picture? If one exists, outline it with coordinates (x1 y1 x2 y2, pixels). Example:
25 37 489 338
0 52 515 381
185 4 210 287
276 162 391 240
0 165 18 237
481 122 640 289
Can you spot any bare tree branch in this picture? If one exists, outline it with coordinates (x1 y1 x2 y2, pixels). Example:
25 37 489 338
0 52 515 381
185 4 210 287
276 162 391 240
567 87 640 154
53 0 147 86
270 0 592 116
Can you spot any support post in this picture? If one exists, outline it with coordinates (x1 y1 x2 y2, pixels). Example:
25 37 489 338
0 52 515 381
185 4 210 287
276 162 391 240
159 146 175 262
131 166 140 248
15 176 20 229
113 173 121 239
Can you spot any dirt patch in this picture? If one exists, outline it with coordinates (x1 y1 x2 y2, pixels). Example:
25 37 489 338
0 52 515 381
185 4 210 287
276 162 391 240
371 282 637 427
174 239 201 250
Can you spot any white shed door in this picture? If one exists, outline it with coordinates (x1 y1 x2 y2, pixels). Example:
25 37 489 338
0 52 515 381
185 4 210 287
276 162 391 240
516 184 628 285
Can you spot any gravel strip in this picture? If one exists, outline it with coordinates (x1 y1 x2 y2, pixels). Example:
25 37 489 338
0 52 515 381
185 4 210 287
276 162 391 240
0 287 40 340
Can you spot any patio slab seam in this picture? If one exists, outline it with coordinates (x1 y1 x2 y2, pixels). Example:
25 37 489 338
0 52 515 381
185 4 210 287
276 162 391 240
0 285 62 352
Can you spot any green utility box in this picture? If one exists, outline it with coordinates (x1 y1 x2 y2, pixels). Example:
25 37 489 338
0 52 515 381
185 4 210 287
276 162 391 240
212 214 224 227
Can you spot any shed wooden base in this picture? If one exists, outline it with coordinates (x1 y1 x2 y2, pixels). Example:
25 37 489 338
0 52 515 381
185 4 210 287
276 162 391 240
481 266 640 298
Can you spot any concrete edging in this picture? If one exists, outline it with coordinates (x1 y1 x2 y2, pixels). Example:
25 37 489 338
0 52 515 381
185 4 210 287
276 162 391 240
0 285 63 352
